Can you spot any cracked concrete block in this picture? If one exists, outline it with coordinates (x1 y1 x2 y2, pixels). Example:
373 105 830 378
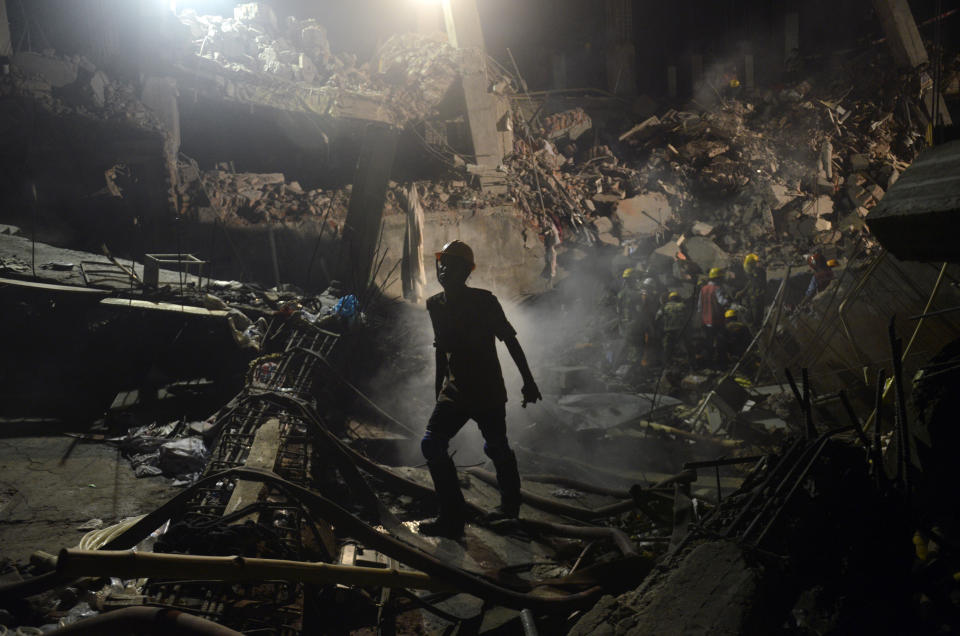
593 216 614 234
682 235 730 272
88 71 108 108
849 153 870 172
13 52 77 87
615 192 673 235
802 195 833 217
691 221 714 236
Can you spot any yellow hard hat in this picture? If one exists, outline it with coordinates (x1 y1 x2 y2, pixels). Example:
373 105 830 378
436 240 475 270
668 291 680 300
826 259 839 267
725 308 737 319
622 268 634 279
744 253 759 267
708 267 723 279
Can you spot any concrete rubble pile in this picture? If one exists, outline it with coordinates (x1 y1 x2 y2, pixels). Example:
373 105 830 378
177 161 350 230
176 3 463 124
4 50 165 133
499 57 932 273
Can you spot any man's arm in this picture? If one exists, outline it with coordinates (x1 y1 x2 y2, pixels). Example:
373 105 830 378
435 348 448 401
504 335 541 407
715 285 729 306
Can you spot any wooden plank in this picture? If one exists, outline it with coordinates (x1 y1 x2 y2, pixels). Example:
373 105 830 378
0 277 109 295
223 418 282 521
99 297 229 316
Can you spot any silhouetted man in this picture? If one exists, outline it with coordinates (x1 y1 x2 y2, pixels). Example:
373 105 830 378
419 240 542 539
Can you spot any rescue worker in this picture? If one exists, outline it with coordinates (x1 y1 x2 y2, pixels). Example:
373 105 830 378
805 253 835 299
738 253 767 330
698 267 729 367
637 277 661 366
724 308 752 361
617 269 644 364
420 241 542 539
657 291 691 366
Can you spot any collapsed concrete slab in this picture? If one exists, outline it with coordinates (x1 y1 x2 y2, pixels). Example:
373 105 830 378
868 140 960 262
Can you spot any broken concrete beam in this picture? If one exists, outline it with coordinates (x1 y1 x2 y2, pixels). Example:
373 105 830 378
820 140 833 179
615 192 673 235
847 184 876 209
592 193 622 205
618 115 660 141
13 52 78 87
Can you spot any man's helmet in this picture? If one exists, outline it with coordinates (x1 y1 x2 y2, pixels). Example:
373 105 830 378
621 268 634 279
743 253 759 267
708 267 723 279
436 240 475 271
826 259 839 268
642 277 657 290
668 291 680 300
725 308 738 319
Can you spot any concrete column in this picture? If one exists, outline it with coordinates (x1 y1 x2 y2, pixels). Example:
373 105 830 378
744 53 755 90
443 0 509 188
141 76 181 155
784 12 799 60
872 0 951 125
552 52 567 90
0 0 12 58
339 124 399 293
667 65 677 99
604 0 636 95
872 0 927 67
691 55 703 89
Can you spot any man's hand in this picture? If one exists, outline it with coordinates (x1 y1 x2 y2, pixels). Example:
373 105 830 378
521 381 542 408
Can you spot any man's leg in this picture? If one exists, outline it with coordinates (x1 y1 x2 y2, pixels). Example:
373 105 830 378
475 405 521 519
420 401 470 538
702 326 716 367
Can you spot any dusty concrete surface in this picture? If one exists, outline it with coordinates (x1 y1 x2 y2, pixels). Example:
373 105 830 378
569 541 769 636
0 436 180 564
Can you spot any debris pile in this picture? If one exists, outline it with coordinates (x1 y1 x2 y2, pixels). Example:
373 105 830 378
502 57 933 270
187 166 350 228
176 4 463 123
4 51 165 133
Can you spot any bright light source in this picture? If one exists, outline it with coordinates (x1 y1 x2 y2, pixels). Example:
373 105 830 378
412 0 443 4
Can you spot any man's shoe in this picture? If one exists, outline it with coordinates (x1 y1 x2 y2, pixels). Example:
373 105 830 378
419 515 464 539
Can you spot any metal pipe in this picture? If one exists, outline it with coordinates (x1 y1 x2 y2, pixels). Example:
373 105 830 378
516 519 637 557
682 456 765 470
57 549 454 592
45 606 242 635
520 609 539 636
863 261 947 434
466 468 636 521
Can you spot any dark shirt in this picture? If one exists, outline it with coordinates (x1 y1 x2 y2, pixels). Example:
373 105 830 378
427 287 517 406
